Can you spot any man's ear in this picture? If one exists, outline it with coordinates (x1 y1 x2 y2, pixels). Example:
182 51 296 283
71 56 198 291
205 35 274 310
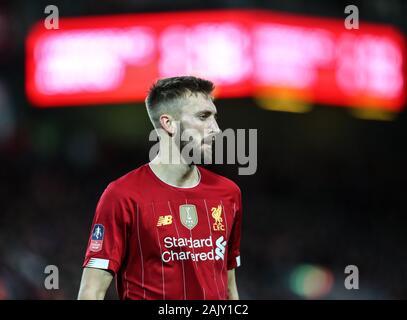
159 114 176 136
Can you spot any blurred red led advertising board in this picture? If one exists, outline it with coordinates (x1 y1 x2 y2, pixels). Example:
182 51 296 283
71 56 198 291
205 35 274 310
26 10 406 111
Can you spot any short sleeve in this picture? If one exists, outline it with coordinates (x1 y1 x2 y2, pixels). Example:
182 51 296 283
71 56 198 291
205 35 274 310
82 183 131 274
227 187 243 270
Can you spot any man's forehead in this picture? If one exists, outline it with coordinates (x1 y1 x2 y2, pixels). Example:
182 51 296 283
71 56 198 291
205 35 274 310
181 93 217 113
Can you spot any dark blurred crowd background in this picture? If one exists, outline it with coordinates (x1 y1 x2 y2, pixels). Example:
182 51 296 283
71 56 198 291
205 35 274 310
1 0 407 299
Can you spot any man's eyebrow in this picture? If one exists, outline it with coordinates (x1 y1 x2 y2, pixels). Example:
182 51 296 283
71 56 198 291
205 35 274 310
195 110 217 116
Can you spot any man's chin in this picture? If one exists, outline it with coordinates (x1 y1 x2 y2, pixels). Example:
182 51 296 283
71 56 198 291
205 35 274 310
201 148 213 165
179 145 213 165
189 151 213 165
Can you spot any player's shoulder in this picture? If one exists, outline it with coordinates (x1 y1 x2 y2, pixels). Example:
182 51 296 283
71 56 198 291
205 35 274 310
103 163 150 196
199 166 241 195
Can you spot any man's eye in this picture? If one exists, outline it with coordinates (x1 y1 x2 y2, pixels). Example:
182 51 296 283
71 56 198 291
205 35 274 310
199 114 207 120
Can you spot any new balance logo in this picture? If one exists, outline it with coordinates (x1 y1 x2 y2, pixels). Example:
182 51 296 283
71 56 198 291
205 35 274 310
215 236 227 261
157 215 173 226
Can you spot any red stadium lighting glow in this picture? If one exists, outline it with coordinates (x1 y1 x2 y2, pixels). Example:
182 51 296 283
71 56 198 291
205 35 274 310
26 10 406 111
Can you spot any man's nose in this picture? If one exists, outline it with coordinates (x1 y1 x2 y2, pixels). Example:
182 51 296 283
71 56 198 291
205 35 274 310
211 119 221 136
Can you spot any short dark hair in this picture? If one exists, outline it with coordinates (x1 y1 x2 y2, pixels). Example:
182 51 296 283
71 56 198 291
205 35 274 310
146 76 214 109
145 76 215 128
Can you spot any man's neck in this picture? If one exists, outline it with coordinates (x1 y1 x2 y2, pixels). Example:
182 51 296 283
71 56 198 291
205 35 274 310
149 155 200 188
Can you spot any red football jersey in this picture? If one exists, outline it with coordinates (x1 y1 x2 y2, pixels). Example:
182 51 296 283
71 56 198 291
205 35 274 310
82 163 242 300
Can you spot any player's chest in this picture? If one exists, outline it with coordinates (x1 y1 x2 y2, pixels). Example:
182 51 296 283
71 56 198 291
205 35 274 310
136 198 237 240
